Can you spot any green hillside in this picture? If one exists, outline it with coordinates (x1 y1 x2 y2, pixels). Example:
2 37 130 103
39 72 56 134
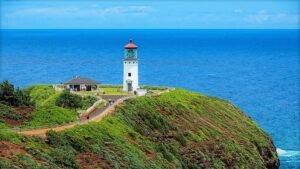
0 82 98 129
21 85 78 128
0 89 279 169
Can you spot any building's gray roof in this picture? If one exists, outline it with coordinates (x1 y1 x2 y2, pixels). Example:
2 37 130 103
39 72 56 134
64 76 100 85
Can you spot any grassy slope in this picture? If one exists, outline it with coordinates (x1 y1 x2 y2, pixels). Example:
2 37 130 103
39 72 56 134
21 85 77 128
0 89 278 169
0 84 97 129
0 103 22 122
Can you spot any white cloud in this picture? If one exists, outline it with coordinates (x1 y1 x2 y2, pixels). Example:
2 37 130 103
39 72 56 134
244 15 270 24
8 5 155 18
244 10 299 26
103 6 154 15
244 10 271 24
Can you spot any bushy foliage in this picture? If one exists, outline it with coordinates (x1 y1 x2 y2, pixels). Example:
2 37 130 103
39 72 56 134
0 80 15 105
12 154 43 169
50 147 78 169
0 80 33 107
0 89 278 168
56 90 82 110
81 96 97 109
0 103 22 121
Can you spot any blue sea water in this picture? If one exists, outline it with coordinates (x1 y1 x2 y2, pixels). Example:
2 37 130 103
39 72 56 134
0 29 299 168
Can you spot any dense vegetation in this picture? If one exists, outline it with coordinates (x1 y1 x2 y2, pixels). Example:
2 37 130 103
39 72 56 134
0 104 23 122
0 89 279 168
0 82 97 129
0 80 33 107
56 90 83 110
56 90 97 110
20 85 78 128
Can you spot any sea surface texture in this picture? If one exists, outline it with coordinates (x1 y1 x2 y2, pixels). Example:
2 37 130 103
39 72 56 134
0 29 299 168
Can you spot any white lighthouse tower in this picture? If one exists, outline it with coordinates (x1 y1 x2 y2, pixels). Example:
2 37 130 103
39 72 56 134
123 39 139 92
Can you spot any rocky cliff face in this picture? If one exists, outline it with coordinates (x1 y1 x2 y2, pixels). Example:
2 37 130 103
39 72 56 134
0 89 279 169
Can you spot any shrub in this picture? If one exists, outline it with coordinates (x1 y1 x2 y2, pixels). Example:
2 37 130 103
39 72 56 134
81 96 97 109
0 103 22 121
0 80 33 107
13 154 42 169
0 80 15 105
46 130 67 146
50 147 78 169
56 90 82 110
14 89 34 107
0 159 11 169
156 143 173 161
175 133 188 147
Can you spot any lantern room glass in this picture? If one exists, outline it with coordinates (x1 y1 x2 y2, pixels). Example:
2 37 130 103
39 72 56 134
124 49 137 60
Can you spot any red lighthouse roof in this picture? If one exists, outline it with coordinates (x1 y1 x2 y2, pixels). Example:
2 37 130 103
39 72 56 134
124 39 138 49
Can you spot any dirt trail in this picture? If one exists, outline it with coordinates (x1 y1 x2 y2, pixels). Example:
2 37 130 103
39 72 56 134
19 96 132 137
18 88 172 137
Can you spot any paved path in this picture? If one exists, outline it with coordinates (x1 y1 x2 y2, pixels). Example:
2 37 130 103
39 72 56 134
18 88 173 137
19 96 133 137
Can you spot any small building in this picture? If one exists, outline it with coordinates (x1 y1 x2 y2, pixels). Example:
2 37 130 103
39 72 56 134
64 76 100 91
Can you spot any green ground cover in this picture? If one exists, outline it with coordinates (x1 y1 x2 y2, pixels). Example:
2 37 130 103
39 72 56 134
13 85 98 129
99 87 127 95
0 122 9 129
0 89 278 168
19 85 78 128
0 103 23 122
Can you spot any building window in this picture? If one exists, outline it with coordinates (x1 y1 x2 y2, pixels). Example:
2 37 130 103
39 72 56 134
128 73 131 77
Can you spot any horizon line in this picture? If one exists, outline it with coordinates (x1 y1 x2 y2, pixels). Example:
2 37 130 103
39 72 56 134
1 28 299 30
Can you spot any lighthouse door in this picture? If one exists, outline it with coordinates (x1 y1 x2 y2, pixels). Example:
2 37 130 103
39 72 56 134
128 83 133 91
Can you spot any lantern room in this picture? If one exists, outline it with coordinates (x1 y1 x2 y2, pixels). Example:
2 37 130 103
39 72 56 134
124 39 138 60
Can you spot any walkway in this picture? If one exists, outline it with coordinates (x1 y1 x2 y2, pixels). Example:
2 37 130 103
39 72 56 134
18 88 173 137
19 96 133 137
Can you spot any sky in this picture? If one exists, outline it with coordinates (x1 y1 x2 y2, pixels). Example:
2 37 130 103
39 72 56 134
0 0 299 29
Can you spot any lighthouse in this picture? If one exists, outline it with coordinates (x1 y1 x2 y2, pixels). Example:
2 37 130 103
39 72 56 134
123 39 139 92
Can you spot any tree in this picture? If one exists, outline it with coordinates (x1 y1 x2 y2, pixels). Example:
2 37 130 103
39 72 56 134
0 80 15 105
56 90 83 110
0 80 34 107
14 88 33 107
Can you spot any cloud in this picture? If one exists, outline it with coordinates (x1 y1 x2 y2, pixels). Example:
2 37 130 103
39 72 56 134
243 10 299 25
243 10 271 24
7 5 155 18
102 6 154 15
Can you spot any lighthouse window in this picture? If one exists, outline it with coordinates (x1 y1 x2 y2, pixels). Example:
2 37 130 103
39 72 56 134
128 73 131 77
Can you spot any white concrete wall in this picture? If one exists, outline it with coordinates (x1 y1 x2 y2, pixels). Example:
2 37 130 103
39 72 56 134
136 89 147 96
123 60 139 91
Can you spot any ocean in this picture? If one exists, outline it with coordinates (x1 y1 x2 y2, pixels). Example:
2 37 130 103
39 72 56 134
0 29 299 168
